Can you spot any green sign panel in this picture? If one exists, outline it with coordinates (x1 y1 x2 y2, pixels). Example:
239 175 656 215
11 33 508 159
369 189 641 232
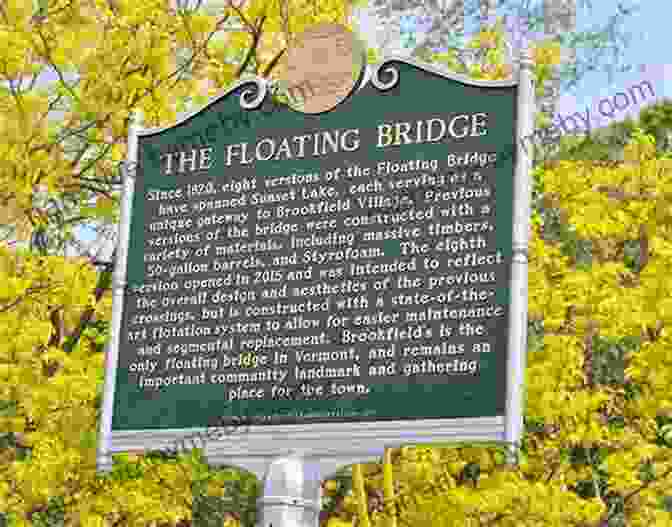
96 54 534 473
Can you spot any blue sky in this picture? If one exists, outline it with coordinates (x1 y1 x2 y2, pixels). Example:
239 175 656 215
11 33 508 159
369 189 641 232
391 0 667 129
352 0 666 129
551 0 668 128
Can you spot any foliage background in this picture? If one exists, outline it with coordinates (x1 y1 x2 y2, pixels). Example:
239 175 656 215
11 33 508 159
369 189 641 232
1 1 671 526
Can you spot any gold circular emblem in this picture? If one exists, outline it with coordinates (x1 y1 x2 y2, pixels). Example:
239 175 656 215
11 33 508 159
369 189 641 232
277 23 366 114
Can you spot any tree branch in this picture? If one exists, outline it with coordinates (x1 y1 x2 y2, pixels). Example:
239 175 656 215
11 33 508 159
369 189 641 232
236 14 267 77
47 306 64 348
637 223 649 272
63 251 115 354
0 285 54 313
261 47 286 77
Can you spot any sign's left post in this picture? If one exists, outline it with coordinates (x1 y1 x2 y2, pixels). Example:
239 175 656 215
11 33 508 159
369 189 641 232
96 110 143 473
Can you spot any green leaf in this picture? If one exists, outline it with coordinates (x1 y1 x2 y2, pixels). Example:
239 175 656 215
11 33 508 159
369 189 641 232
638 460 656 483
80 429 97 451
78 206 96 218
660 424 672 446
95 198 118 221
34 0 48 16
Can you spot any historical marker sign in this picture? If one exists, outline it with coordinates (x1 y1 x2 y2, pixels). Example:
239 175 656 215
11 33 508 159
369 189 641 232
97 50 533 477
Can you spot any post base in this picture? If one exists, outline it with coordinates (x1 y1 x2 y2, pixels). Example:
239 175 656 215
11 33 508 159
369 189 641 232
255 453 322 527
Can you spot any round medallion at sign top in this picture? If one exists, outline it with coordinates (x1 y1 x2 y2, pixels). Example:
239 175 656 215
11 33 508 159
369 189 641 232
277 23 366 114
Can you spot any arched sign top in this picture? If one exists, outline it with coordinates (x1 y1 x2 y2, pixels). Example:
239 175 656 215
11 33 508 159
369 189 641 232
138 55 521 137
137 76 277 137
369 56 519 91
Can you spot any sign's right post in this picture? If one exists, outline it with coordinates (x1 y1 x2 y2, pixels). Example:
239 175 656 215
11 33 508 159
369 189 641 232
504 47 535 465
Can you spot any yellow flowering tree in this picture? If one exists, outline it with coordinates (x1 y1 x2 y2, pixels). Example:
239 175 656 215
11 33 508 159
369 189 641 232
0 0 353 249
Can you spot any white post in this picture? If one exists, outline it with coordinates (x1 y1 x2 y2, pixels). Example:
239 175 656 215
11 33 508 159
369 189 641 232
504 47 535 465
96 110 142 473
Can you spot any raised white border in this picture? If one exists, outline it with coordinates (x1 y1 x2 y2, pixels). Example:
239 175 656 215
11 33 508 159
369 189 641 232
96 53 534 479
